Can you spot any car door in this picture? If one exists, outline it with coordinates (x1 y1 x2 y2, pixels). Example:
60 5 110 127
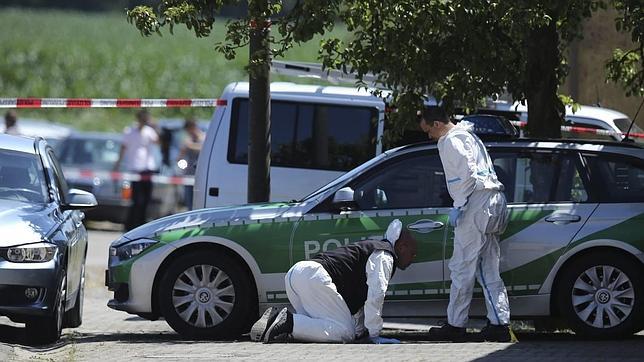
451 147 598 316
571 151 644 251
46 148 83 300
290 150 452 317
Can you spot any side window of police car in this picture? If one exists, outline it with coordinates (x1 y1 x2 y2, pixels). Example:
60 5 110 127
491 151 590 203
351 152 451 210
584 153 644 203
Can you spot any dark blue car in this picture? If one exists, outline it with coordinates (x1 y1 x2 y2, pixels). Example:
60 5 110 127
0 134 97 344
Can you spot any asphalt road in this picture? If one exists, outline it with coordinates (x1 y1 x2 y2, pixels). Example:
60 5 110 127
0 227 642 361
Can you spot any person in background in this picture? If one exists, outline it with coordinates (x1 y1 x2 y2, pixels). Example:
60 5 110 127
4 110 20 135
177 117 205 210
114 109 159 231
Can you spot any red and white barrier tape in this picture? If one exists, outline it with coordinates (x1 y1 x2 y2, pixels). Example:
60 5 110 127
0 98 226 108
510 121 644 139
64 168 194 186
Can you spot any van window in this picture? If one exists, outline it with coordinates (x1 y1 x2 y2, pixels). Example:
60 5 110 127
229 98 378 171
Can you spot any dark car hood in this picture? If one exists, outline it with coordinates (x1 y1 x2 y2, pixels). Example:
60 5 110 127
0 200 58 247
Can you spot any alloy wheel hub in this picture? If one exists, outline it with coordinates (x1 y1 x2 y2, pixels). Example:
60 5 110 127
196 288 212 304
595 289 611 304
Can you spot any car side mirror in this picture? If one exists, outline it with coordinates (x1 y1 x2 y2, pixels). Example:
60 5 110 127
62 188 98 210
332 187 357 211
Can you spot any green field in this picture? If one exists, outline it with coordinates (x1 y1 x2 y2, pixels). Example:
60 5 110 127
0 8 347 132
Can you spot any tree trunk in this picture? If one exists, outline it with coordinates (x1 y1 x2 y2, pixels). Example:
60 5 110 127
247 14 271 203
525 20 564 138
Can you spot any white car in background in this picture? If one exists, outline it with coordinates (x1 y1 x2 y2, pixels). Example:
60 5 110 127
479 101 643 142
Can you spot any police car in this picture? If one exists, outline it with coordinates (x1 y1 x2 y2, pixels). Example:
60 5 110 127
106 137 644 340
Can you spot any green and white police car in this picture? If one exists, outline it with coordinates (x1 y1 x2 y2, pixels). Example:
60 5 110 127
106 138 644 339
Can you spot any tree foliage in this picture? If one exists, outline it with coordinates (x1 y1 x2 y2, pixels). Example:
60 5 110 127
127 1 644 138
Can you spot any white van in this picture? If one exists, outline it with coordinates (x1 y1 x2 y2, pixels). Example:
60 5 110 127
193 82 389 208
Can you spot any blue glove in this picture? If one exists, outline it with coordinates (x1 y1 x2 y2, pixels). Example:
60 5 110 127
369 336 401 344
448 207 462 227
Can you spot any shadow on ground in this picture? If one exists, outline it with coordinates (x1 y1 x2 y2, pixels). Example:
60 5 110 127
0 323 245 352
2 322 642 356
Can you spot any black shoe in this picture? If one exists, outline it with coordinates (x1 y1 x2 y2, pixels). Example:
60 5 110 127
479 323 511 342
263 307 294 343
428 323 466 341
250 307 281 342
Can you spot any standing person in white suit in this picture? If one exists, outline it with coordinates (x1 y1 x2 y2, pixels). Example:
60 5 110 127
251 219 417 344
418 107 512 342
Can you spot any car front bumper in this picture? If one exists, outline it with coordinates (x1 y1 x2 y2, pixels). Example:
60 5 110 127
0 259 60 319
106 242 176 315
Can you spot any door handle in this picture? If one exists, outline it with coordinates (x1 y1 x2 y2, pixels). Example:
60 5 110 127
545 214 581 224
407 219 444 233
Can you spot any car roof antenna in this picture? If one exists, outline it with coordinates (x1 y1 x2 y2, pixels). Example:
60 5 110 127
622 97 644 143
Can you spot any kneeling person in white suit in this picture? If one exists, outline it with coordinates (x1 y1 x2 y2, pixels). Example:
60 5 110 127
251 219 417 343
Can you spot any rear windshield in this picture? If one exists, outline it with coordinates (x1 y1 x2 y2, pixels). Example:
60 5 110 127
0 149 48 203
229 98 378 171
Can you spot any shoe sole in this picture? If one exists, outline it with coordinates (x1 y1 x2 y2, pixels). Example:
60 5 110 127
250 307 280 342
263 308 289 343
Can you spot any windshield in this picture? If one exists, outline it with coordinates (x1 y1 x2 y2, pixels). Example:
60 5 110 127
0 149 48 203
300 150 391 201
57 138 121 170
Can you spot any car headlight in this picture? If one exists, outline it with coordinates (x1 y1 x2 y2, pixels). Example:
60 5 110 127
110 239 159 261
6 242 57 263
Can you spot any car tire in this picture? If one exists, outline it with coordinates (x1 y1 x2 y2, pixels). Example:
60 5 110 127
26 272 66 345
158 250 256 339
64 263 85 328
557 252 643 339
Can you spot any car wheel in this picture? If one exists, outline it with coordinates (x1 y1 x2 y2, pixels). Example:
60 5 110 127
557 252 643 339
158 250 256 339
27 272 66 345
64 263 85 328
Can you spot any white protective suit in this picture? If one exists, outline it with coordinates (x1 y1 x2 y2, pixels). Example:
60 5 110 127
437 121 511 327
284 220 402 343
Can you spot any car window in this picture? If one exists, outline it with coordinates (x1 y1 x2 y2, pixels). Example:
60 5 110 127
491 151 589 203
0 149 48 203
58 138 121 170
613 118 644 134
46 149 70 203
350 152 451 210
584 153 644 203
563 118 616 141
229 98 378 171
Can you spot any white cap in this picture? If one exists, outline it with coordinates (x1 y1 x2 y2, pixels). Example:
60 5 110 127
384 219 402 247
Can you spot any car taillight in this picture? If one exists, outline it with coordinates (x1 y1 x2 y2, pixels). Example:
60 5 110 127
121 182 132 200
